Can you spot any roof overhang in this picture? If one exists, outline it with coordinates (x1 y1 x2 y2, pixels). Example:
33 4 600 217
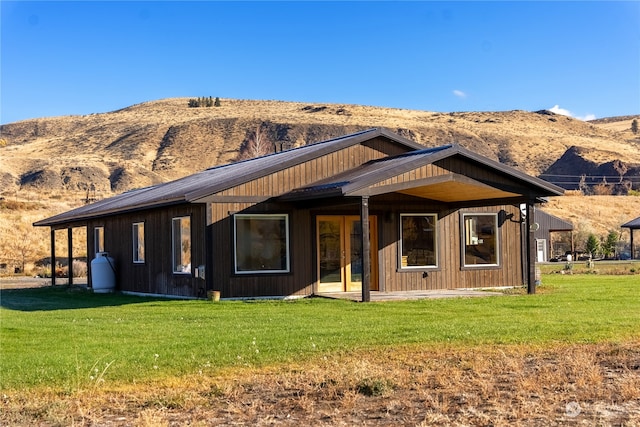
349 174 522 202
622 217 640 229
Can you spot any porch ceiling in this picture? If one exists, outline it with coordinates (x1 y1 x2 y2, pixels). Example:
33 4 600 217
350 173 523 202
396 179 521 202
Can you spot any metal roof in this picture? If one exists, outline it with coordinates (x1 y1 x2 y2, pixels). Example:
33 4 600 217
34 129 565 228
535 210 574 233
34 128 424 227
622 217 640 229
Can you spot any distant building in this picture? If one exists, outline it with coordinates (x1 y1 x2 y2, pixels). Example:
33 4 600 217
533 210 574 262
622 217 640 260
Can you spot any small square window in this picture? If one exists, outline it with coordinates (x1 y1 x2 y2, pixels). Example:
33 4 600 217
234 214 289 274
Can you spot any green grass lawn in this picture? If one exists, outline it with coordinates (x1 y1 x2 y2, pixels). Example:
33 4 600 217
1 274 639 391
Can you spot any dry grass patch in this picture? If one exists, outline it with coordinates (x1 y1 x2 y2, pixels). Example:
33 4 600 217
3 342 639 426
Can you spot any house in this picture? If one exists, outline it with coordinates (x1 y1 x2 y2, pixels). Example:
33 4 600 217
34 128 564 300
533 210 574 262
622 216 640 259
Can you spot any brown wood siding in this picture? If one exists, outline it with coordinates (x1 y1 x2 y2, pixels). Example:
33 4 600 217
86 204 207 297
215 137 409 198
372 195 524 292
209 201 314 298
209 195 525 297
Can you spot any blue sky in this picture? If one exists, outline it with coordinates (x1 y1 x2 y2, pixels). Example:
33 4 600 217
1 1 639 124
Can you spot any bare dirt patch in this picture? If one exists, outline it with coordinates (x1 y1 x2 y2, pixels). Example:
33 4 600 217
3 342 639 426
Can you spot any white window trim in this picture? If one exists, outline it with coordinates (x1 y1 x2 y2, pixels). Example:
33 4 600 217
233 213 290 274
461 212 500 268
172 216 191 275
399 213 439 270
132 222 145 264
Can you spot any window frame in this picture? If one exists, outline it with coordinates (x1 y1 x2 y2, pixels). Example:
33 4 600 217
460 212 500 269
172 216 192 275
94 226 104 255
233 213 290 275
132 222 145 264
398 213 439 271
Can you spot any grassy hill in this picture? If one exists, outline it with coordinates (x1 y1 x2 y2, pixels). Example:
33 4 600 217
0 98 639 272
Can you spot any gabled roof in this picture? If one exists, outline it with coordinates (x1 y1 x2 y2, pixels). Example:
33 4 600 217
281 144 564 203
34 128 423 227
535 210 574 232
622 217 640 229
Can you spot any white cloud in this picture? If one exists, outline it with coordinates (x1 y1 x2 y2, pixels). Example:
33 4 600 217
579 113 596 121
549 105 572 116
548 105 596 121
453 90 467 98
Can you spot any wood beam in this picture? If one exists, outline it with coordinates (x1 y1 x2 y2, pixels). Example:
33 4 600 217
50 229 56 286
526 201 536 294
67 228 73 286
360 196 371 302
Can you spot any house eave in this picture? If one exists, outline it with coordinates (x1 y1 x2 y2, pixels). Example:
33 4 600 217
33 197 189 228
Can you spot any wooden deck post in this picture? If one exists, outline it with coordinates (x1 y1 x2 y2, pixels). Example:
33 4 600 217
360 196 371 302
50 229 56 286
526 201 536 294
67 227 73 286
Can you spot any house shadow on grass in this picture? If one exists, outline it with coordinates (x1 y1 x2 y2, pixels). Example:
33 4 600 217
0 284 164 312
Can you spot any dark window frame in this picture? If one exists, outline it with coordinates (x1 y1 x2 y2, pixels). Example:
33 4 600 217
132 222 145 264
172 216 192 275
398 213 439 271
233 213 291 275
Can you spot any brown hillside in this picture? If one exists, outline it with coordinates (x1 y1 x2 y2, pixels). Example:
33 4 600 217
2 98 639 193
0 98 639 271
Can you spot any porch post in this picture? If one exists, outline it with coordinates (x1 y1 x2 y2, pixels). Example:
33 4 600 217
631 229 635 260
50 229 56 286
67 227 73 286
525 201 536 294
205 203 214 295
360 196 371 302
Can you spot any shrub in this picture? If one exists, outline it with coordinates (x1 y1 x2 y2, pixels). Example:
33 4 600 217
355 378 394 396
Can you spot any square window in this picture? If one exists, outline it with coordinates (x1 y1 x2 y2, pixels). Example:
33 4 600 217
172 217 191 274
462 213 499 267
234 214 289 274
400 214 438 269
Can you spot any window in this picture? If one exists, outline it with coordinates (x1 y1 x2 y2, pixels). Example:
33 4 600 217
94 226 104 254
234 214 289 274
462 213 499 267
400 214 438 269
172 217 191 274
132 222 145 263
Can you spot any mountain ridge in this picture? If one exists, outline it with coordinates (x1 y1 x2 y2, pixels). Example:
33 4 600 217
1 98 639 196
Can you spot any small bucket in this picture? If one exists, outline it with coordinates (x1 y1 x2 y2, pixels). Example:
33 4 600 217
207 290 221 302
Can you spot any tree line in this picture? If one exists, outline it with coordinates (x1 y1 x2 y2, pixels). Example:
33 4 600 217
188 96 221 108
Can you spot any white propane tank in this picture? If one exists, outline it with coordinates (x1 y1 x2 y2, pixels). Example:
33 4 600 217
91 252 116 293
